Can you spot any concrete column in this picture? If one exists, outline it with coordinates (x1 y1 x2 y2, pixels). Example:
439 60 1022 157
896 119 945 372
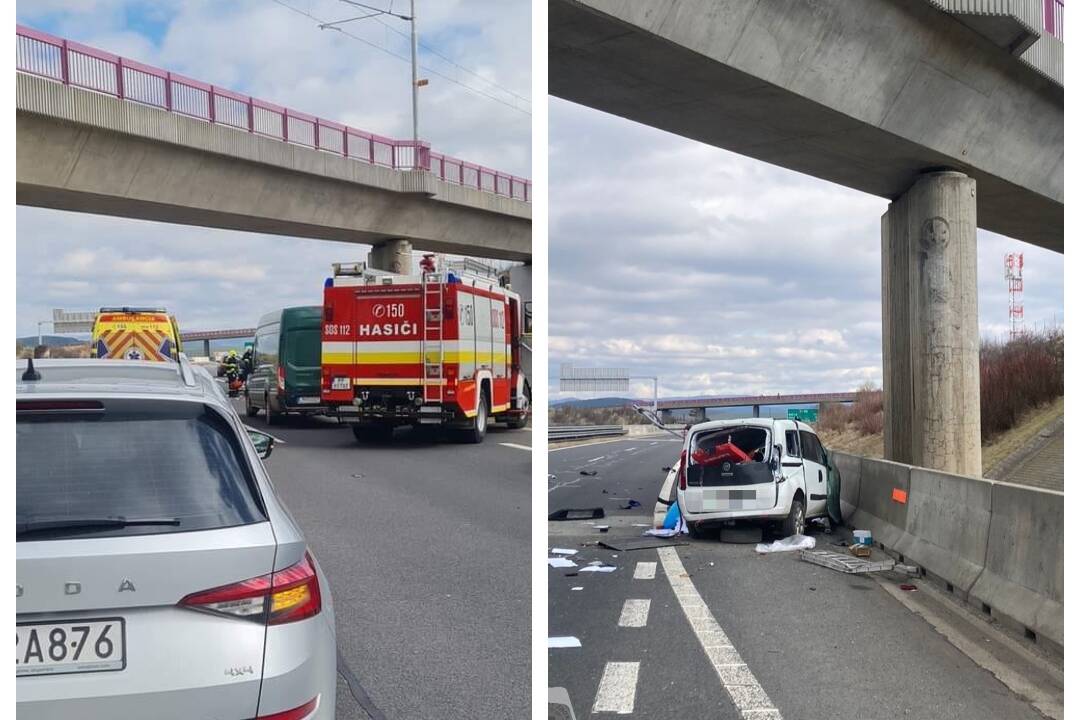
882 171 981 476
752 405 760 418
367 239 413 274
687 407 706 424
202 339 211 358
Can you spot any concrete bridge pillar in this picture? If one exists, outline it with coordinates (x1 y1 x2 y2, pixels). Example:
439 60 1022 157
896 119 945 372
367 239 413 274
752 405 760 418
202 339 211 358
882 171 981 476
659 410 675 425
687 407 706 424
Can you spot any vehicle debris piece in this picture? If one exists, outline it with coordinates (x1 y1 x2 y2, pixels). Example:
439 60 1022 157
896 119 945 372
620 500 642 510
550 548 578 555
579 470 598 476
895 564 920 576
600 537 687 551
756 534 815 553
849 544 872 558
798 549 896 574
579 564 617 573
548 557 577 568
899 583 918 591
549 508 605 521
548 637 582 649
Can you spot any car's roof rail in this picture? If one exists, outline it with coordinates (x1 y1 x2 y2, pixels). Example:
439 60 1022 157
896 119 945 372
177 354 197 387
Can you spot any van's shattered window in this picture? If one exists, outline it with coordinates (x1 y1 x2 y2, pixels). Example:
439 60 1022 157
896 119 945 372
687 426 773 487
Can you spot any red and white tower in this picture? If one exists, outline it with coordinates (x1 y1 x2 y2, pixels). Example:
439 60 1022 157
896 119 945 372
1004 252 1024 340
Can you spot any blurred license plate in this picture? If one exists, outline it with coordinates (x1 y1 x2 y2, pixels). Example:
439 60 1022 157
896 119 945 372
16 618 125 676
297 397 321 405
331 377 350 391
728 490 756 500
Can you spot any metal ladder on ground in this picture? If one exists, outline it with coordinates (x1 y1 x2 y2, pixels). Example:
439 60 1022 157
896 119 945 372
420 266 445 403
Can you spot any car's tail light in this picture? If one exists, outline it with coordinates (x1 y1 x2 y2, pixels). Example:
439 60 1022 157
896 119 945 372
254 696 319 720
180 552 322 625
678 450 688 491
277 366 286 392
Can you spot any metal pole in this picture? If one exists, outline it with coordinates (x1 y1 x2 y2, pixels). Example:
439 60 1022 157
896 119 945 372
410 0 419 169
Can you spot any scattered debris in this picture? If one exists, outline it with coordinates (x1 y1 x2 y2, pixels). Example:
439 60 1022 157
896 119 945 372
549 508 605 521
548 557 577 568
548 637 581 648
601 537 687 551
571 586 583 591
620 500 642 510
580 470 598 476
852 529 873 546
592 524 610 533
579 564 617 573
755 534 816 554
799 549 896 574
849 544 872 558
564 572 578 577
899 583 918 591
550 548 578 555
895 564 920 577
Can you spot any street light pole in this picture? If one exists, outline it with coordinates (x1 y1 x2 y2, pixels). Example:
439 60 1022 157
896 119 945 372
410 0 419 166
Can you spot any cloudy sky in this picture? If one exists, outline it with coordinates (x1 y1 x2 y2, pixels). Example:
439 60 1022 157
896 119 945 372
16 0 530 338
548 98 1065 402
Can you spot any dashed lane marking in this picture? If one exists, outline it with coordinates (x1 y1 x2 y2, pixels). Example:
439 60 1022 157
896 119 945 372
658 547 782 719
633 562 656 580
617 599 651 628
591 661 639 715
587 456 605 463
499 442 532 451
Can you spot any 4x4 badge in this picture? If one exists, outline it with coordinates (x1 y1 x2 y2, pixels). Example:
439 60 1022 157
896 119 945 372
118 579 136 592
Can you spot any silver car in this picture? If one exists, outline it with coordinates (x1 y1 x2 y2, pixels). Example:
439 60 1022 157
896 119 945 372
16 357 336 719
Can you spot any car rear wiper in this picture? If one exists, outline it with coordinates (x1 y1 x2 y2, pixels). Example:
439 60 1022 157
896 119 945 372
16 516 181 538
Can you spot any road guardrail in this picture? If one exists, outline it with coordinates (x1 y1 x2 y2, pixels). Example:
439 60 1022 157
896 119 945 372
549 425 626 441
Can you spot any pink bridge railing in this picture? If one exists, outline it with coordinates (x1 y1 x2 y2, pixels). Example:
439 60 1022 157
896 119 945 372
15 25 530 203
1045 0 1064 40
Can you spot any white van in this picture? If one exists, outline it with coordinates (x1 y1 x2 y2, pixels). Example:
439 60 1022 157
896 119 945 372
676 418 831 538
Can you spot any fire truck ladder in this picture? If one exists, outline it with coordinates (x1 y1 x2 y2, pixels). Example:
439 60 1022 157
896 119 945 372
421 269 445 404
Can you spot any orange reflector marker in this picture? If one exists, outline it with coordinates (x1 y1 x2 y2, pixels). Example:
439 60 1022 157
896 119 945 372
892 488 908 504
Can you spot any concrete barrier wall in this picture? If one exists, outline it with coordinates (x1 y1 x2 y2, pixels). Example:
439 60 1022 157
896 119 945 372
832 451 1063 652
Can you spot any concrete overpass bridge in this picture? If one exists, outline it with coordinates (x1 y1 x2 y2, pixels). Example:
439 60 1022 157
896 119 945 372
656 391 857 421
550 0 1064 477
15 26 531 262
179 327 255 358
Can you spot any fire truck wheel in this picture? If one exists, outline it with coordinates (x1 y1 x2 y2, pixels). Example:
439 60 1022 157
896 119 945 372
462 389 489 444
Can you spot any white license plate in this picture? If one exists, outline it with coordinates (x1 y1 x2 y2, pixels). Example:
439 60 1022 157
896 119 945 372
16 618 125 676
297 396 321 405
331 377 350 391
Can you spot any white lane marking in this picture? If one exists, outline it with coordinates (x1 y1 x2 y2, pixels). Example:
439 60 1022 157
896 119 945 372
587 456 605 463
591 661 639 714
499 442 532 451
618 599 651 628
548 437 679 453
633 562 657 580
658 547 782 719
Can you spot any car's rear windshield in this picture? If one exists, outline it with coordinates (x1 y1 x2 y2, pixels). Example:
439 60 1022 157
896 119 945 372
286 327 321 369
17 400 265 540
687 426 773 487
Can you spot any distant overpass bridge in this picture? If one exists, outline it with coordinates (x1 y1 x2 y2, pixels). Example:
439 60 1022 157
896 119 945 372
15 26 531 261
656 392 857 420
180 328 255 357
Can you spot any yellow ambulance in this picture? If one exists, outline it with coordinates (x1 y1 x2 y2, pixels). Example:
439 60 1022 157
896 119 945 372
91 307 183 362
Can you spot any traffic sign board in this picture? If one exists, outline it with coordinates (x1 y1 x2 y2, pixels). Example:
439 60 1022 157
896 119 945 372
787 408 819 422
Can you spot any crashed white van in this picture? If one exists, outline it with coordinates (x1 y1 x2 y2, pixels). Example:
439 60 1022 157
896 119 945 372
676 418 831 538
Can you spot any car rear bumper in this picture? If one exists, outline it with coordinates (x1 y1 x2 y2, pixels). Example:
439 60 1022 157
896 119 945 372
258 615 337 720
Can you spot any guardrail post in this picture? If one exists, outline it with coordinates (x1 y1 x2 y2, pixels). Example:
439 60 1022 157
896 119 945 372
247 97 254 132
208 86 216 123
164 71 172 111
115 57 124 99
282 109 289 142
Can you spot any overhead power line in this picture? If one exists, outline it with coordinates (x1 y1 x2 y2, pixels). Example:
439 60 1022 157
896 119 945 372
269 0 530 116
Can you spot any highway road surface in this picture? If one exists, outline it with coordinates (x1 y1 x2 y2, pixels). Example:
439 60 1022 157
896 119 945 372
240 403 531 720
548 436 1062 719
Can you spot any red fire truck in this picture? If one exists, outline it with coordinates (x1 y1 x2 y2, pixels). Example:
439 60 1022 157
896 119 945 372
321 257 531 442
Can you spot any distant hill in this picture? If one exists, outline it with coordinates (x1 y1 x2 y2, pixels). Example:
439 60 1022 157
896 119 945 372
16 335 85 348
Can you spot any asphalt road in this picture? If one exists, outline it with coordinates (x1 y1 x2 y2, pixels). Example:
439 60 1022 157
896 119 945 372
240 403 531 720
548 437 1048 720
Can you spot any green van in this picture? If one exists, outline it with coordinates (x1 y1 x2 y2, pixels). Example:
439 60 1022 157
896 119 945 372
244 306 324 423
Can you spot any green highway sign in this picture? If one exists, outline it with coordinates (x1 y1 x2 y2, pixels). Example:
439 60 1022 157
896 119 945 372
787 408 818 422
